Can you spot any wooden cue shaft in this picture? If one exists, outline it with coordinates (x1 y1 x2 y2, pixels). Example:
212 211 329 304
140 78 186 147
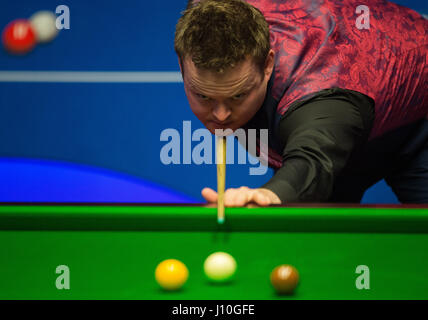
217 136 226 223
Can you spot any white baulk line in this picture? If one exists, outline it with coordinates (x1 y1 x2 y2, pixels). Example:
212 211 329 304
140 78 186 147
0 71 183 83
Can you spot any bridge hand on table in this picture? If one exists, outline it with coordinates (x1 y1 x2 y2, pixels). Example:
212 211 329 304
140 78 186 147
202 187 281 207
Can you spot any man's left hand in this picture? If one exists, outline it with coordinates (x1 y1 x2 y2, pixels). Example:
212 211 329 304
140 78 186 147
202 186 281 207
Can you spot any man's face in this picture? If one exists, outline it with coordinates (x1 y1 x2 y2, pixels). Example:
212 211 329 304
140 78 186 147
181 51 274 134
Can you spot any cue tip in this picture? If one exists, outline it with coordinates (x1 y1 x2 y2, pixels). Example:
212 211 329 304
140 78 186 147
217 217 225 224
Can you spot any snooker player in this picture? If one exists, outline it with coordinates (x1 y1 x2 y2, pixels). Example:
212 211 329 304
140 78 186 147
174 0 428 205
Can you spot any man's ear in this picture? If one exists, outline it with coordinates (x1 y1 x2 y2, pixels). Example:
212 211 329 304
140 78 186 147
264 49 275 79
178 57 184 78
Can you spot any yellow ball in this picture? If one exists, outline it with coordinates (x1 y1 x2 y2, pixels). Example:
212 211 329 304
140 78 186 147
155 259 189 291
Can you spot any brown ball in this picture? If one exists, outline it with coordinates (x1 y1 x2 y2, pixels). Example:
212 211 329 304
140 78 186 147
270 264 299 295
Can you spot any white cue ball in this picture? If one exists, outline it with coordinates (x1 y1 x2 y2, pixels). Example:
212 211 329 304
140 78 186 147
30 11 59 43
204 252 237 282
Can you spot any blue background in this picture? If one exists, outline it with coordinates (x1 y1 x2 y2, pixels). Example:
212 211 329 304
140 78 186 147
0 0 426 203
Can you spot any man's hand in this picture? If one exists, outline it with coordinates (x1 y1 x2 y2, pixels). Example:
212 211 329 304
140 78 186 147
202 186 281 207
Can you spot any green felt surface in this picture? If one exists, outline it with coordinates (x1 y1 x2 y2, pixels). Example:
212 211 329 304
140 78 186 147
1 205 427 299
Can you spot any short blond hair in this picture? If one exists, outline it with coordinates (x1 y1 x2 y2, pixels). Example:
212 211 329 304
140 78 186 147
175 0 270 74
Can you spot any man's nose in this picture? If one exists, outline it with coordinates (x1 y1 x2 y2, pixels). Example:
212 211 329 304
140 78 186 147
212 104 231 122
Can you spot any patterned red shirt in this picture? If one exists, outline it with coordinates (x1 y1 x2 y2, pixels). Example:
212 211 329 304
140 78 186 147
241 0 427 169
247 0 427 140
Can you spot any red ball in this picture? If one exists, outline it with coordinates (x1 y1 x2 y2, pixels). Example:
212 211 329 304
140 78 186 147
2 19 36 55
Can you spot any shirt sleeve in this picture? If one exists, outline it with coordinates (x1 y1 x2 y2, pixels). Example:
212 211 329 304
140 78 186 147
262 88 375 202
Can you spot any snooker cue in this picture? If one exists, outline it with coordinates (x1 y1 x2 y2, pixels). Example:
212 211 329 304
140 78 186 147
217 136 226 224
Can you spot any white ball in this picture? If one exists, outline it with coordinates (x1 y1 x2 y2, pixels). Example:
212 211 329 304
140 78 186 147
204 252 237 282
30 11 59 43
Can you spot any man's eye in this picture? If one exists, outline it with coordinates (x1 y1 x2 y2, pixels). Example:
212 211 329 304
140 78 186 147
196 93 209 100
232 93 247 100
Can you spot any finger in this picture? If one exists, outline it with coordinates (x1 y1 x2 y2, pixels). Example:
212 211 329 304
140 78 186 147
232 190 250 207
224 188 239 206
251 192 270 206
246 203 260 208
202 187 218 203
225 187 251 207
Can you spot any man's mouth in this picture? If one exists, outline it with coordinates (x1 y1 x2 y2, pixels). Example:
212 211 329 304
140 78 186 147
209 121 235 134
211 120 232 126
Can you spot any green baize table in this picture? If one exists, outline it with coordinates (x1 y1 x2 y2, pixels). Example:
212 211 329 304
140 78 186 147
0 204 427 299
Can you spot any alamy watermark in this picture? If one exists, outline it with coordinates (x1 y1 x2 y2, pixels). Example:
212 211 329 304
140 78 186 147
355 265 370 290
55 265 70 290
160 121 269 175
49 5 70 30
